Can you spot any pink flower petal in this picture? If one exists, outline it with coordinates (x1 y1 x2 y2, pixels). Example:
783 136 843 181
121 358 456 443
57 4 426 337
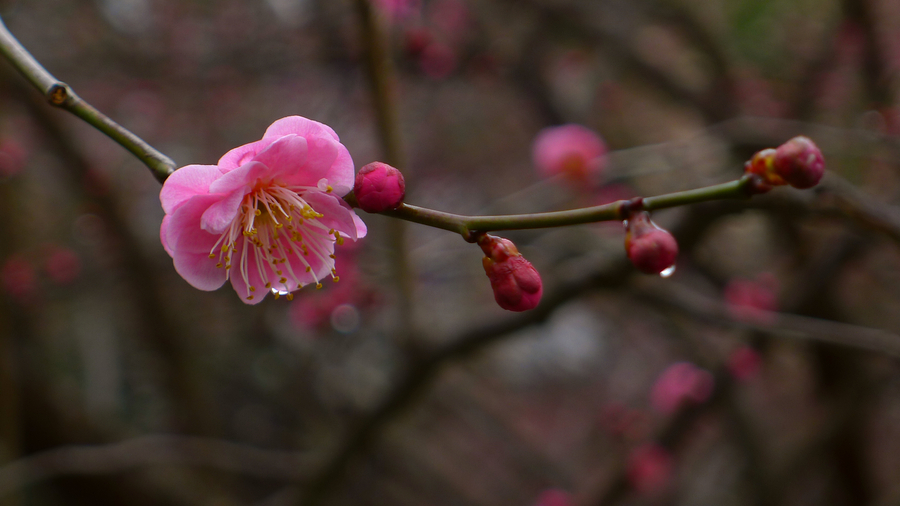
263 116 340 142
166 194 224 254
160 215 174 256
200 188 245 234
228 240 272 305
302 192 366 240
160 164 224 214
207 161 271 195
218 138 277 171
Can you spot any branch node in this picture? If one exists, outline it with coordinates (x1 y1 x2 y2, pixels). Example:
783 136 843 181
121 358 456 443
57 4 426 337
47 83 69 106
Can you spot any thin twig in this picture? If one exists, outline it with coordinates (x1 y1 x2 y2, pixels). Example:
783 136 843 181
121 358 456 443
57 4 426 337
0 435 314 497
0 15 176 183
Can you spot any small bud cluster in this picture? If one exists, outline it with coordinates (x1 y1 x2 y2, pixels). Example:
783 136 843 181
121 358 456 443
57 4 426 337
353 161 406 213
744 136 825 192
478 234 543 312
624 211 678 276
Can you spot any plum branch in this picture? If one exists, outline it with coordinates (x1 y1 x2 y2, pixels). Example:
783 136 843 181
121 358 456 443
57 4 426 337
0 15 175 183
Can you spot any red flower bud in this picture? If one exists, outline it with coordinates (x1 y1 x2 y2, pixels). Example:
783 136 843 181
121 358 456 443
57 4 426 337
624 212 678 275
478 235 543 312
353 162 406 213
773 136 825 189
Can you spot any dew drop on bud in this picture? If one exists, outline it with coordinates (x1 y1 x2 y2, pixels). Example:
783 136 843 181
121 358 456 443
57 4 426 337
659 265 676 278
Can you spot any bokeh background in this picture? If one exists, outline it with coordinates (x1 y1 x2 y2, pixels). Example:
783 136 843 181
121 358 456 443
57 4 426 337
2 0 900 505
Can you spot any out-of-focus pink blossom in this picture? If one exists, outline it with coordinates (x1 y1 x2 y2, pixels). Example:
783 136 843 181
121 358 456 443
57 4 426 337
428 0 470 44
353 162 406 212
650 362 714 415
288 255 379 332
599 402 649 441
627 443 673 496
773 136 825 189
532 488 572 506
478 235 542 312
624 212 678 276
1 255 37 304
372 0 420 22
44 246 82 285
159 116 367 304
404 28 432 57
419 41 457 80
532 124 607 183
724 274 779 324
728 345 762 382
0 140 27 177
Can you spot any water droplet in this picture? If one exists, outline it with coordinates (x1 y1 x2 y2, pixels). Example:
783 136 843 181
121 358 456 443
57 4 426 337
330 304 361 334
660 265 676 278
622 219 629 231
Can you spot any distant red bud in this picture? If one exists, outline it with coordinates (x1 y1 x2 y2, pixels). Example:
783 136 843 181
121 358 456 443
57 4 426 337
773 136 825 189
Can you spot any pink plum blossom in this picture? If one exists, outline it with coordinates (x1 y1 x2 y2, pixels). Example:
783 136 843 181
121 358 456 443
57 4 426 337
532 124 607 183
650 362 714 415
159 116 367 304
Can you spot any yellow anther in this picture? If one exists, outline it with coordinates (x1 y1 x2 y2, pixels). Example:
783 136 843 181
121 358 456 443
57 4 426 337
275 223 283 229
297 283 303 288
328 229 335 235
316 283 323 289
333 276 340 282
254 209 261 216
286 293 294 301
216 263 223 268
224 257 231 263
265 283 272 289
280 277 287 283
247 295 254 300
274 293 280 300
306 266 312 272
335 234 344 246
326 185 333 193
276 270 283 275
329 254 336 259
249 286 256 292
208 253 216 259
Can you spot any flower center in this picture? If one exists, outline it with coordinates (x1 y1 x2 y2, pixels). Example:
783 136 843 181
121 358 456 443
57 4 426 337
208 183 343 301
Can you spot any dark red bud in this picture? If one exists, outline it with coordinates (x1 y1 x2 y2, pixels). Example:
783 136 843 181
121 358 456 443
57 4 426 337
625 212 678 275
478 235 543 312
353 162 406 213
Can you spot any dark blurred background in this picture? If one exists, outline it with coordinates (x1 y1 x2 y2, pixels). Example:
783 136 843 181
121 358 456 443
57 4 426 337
2 0 900 505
